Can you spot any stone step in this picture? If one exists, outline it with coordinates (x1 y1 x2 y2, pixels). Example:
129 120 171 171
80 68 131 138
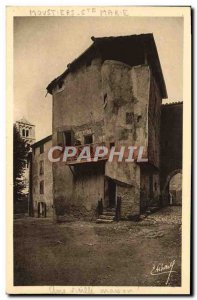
99 215 115 220
149 206 159 213
96 218 114 224
106 207 116 212
145 207 159 214
102 211 116 216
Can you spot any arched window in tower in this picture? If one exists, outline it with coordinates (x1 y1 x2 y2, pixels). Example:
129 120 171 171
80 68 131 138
26 129 29 137
22 129 25 137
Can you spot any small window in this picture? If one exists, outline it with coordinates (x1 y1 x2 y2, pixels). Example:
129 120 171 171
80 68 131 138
40 180 44 194
137 115 142 123
40 160 44 175
58 80 64 89
126 112 133 124
40 144 44 154
103 93 108 105
84 134 93 145
64 131 72 146
26 130 29 137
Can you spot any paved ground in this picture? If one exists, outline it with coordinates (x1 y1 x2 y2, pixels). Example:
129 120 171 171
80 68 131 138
14 206 181 287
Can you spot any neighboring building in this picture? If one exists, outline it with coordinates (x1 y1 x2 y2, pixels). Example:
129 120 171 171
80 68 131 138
30 135 53 218
46 33 170 221
15 118 36 197
160 102 183 206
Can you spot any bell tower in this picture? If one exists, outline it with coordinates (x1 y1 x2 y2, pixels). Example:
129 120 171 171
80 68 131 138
15 117 36 145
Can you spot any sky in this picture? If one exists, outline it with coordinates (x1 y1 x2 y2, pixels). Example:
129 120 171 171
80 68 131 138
14 16 183 141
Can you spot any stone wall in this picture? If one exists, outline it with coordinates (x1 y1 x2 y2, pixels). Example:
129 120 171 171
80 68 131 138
101 60 156 217
52 57 105 220
148 73 162 168
140 167 160 212
52 57 167 219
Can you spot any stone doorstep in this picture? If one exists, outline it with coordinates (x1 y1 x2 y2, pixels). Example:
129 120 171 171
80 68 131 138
106 208 116 212
102 211 116 216
99 215 115 220
145 206 160 214
96 207 116 223
96 218 114 224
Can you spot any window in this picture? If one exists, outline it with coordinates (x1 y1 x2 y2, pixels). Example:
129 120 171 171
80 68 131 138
40 180 44 194
137 115 142 123
126 112 133 124
84 134 93 145
22 129 25 137
26 130 29 137
40 160 44 175
64 131 72 146
40 144 44 154
103 93 108 107
58 80 64 89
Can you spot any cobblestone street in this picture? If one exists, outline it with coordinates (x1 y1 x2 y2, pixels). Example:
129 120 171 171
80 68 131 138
14 206 181 287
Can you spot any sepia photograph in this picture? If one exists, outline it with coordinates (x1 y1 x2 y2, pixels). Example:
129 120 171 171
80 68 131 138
6 6 191 295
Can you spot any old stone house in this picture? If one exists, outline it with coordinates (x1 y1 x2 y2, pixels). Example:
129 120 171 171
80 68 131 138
45 33 173 222
30 135 53 217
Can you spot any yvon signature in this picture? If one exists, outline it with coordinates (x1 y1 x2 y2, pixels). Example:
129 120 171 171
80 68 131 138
150 260 176 285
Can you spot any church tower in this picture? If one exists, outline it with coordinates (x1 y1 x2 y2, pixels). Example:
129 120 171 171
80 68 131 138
15 118 36 202
15 117 36 145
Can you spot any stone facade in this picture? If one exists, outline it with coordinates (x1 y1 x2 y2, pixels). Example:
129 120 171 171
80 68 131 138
46 34 172 221
31 136 53 217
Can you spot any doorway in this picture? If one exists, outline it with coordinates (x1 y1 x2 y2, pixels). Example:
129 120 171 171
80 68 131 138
108 178 116 208
169 172 182 205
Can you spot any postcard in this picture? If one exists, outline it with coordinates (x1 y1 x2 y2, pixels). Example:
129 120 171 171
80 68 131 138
6 6 191 295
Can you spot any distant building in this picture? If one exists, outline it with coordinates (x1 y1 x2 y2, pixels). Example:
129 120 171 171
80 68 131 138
15 118 36 198
15 117 36 145
30 135 53 218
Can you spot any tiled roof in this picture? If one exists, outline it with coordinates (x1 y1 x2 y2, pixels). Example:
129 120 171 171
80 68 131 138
162 101 183 106
17 118 34 126
46 33 167 98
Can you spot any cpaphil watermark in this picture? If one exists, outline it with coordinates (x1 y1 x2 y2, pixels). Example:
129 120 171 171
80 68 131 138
48 145 148 163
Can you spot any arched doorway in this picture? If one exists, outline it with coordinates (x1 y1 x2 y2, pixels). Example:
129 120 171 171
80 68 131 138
169 172 182 205
162 169 182 206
